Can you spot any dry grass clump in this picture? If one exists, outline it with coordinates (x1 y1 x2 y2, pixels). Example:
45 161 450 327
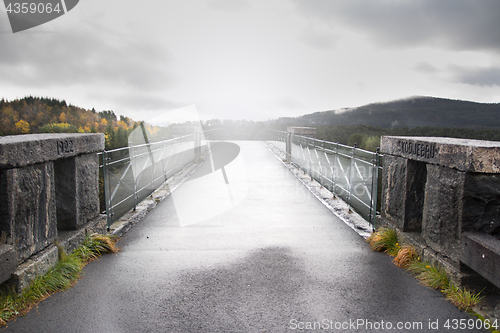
393 245 418 268
366 226 400 256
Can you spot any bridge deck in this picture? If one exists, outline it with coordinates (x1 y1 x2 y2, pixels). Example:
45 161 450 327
4 141 484 332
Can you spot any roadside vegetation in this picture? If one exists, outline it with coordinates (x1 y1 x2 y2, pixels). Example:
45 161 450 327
0 233 119 326
367 228 500 330
367 227 484 311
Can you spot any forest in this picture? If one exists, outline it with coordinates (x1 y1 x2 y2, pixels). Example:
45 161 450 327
0 96 270 149
0 96 138 150
314 124 500 152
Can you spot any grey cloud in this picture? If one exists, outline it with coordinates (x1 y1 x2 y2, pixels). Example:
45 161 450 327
413 61 439 74
0 21 178 91
87 90 187 120
290 0 500 51
207 0 250 12
298 26 339 51
452 65 500 87
275 98 306 111
118 95 185 114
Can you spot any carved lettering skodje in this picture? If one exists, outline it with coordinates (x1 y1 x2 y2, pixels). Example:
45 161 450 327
57 139 74 155
397 140 437 159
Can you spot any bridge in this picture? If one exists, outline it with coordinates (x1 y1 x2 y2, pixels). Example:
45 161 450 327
1 130 499 331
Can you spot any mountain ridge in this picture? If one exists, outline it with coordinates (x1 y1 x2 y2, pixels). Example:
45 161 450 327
272 96 500 129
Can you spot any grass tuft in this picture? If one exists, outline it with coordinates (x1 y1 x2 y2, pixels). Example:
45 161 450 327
90 234 120 254
443 284 484 311
0 233 118 326
393 245 418 268
0 287 18 326
367 226 400 256
73 233 119 263
407 260 450 290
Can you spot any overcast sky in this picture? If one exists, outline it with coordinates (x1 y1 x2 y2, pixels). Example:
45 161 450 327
1 0 500 122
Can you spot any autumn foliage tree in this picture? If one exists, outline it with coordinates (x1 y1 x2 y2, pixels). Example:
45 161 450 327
0 96 138 150
15 119 30 134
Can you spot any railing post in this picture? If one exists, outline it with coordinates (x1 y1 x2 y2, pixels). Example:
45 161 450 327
286 131 292 162
308 137 312 177
348 143 356 211
149 140 154 192
194 129 202 162
369 147 381 230
131 144 138 211
162 137 168 181
331 143 338 196
102 151 112 228
320 140 326 187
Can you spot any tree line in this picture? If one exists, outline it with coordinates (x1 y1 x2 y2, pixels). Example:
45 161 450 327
3 96 500 153
267 123 500 152
314 124 500 152
0 96 138 150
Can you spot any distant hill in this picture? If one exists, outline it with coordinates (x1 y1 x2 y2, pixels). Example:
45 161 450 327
272 96 500 129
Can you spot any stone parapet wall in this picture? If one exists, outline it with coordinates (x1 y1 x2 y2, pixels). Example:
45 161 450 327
380 136 500 289
0 133 103 169
0 133 104 287
382 136 500 173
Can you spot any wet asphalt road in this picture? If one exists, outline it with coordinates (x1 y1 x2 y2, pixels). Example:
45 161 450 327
3 141 486 333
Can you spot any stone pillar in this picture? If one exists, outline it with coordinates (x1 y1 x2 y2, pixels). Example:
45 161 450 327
0 133 104 278
55 153 100 230
380 155 426 232
421 164 465 263
381 136 500 288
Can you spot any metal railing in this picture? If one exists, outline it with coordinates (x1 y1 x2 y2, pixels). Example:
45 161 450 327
264 129 383 227
99 129 225 227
